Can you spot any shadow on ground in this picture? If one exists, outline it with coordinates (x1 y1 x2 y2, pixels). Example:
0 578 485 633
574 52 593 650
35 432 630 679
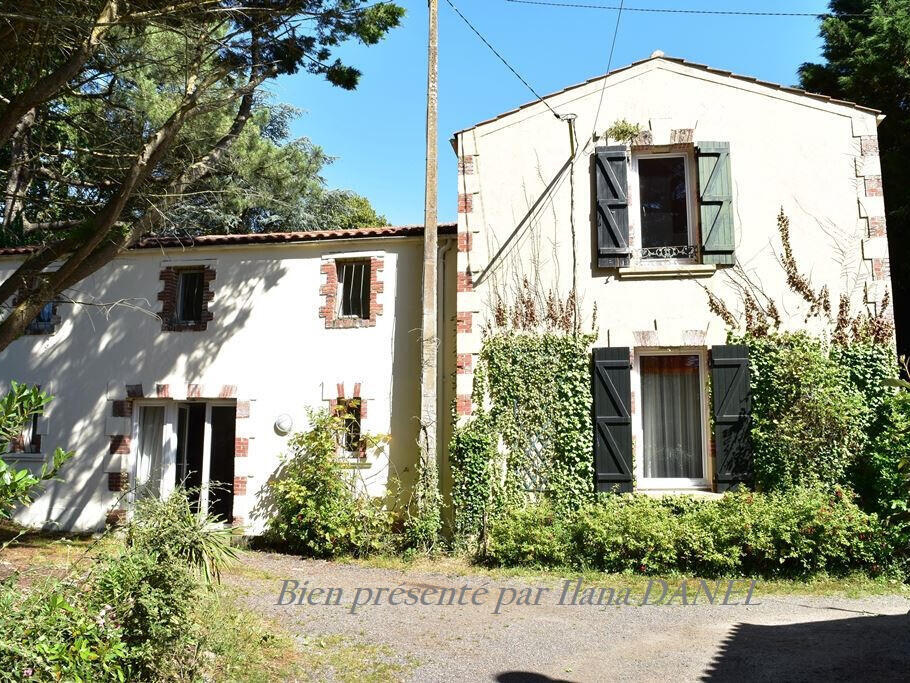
702 612 910 681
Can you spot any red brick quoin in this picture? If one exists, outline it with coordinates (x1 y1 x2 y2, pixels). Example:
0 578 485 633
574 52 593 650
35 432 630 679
319 256 384 329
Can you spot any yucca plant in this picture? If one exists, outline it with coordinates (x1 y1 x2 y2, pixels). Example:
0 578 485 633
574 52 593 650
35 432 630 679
127 489 238 584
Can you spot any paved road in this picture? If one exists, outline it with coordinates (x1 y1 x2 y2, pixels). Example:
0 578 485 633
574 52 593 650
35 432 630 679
228 551 910 682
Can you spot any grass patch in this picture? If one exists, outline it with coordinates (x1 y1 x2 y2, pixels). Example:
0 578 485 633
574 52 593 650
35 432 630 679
300 634 416 683
345 553 910 599
198 587 305 682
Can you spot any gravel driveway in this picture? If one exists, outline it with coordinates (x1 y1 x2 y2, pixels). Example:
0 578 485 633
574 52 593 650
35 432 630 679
227 551 910 682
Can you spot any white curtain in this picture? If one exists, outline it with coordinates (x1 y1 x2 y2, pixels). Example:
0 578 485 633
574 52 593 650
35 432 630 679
641 355 703 479
136 406 165 498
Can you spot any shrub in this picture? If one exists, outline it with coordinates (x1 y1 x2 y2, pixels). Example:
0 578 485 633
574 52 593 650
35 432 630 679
856 391 910 517
484 488 886 578
486 501 568 568
742 333 869 491
0 382 73 519
0 578 129 682
92 549 200 679
569 496 679 574
127 489 238 583
267 409 392 558
480 332 595 507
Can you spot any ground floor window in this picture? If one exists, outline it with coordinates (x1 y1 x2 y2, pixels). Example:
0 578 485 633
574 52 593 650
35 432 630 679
635 350 708 488
133 400 236 521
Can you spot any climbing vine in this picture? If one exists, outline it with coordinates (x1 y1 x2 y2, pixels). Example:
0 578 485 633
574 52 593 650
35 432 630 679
450 332 596 544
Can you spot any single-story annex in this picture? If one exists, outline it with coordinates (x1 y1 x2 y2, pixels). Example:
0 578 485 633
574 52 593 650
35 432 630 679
0 53 895 532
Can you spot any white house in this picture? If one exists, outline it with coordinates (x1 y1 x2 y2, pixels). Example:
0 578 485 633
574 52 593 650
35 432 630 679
451 53 893 493
0 225 459 532
0 53 894 531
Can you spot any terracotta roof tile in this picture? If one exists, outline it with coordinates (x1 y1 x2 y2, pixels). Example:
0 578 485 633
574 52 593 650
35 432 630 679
0 223 457 257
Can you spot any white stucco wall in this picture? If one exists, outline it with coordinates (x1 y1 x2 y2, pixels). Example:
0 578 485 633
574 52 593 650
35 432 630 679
450 56 893 490
454 57 890 353
0 234 456 533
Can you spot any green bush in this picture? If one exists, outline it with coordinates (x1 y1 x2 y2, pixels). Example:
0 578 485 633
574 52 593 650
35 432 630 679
0 577 129 682
93 549 199 679
484 488 886 578
742 333 869 491
127 489 238 583
267 409 392 558
569 496 679 574
857 391 910 517
486 500 568 568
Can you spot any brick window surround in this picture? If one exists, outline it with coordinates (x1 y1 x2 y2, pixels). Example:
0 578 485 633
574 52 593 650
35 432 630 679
320 255 384 329
158 265 215 332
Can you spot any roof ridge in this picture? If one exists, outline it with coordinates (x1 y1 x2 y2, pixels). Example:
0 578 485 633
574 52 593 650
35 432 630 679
453 54 880 136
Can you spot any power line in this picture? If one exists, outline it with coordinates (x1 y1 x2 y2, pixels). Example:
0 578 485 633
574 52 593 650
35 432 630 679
443 0 561 119
504 0 870 17
591 0 624 141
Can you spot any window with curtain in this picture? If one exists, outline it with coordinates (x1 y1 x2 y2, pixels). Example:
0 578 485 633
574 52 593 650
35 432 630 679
641 354 704 479
136 406 165 498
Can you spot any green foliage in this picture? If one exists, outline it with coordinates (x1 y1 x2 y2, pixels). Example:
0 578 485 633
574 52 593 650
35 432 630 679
739 333 870 490
402 452 443 554
92 550 199 680
570 495 681 574
0 577 129 682
0 382 73 519
0 546 202 681
266 409 392 558
480 332 596 506
799 2 910 333
449 414 499 541
604 119 643 144
486 500 568 569
485 488 886 578
165 103 388 237
127 489 239 584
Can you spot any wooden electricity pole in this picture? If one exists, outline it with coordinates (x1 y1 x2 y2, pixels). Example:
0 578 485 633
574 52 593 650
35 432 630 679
418 0 439 465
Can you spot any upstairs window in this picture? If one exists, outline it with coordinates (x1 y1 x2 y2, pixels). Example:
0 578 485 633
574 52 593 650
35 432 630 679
26 302 57 335
176 270 204 323
634 154 695 260
336 260 370 320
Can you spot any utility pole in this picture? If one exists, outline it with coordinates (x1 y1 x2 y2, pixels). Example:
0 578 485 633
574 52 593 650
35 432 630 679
418 0 439 468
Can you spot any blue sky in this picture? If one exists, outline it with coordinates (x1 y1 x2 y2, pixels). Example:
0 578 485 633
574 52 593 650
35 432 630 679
270 1 830 226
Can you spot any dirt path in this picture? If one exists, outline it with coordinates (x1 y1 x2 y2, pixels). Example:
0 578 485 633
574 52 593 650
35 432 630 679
227 551 910 682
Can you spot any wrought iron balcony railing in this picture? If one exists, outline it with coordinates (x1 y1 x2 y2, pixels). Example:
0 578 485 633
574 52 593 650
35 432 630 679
633 245 697 260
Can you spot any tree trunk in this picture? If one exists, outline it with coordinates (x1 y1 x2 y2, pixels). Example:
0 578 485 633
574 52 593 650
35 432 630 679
418 0 439 469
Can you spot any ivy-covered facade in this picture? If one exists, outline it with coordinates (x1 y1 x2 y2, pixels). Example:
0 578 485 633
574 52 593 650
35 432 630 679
451 53 895 496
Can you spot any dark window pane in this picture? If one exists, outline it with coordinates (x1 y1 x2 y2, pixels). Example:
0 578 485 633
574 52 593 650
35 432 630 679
336 260 370 319
638 157 689 250
178 271 204 322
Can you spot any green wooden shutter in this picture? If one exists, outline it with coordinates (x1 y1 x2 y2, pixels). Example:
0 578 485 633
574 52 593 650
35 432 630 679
592 347 633 492
710 345 752 491
594 146 630 268
697 142 735 265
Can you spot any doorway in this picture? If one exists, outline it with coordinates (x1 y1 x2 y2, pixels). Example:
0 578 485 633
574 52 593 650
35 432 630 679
133 400 237 522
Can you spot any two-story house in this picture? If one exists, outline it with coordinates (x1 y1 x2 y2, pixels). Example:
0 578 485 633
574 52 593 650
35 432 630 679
0 53 893 531
450 52 893 494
